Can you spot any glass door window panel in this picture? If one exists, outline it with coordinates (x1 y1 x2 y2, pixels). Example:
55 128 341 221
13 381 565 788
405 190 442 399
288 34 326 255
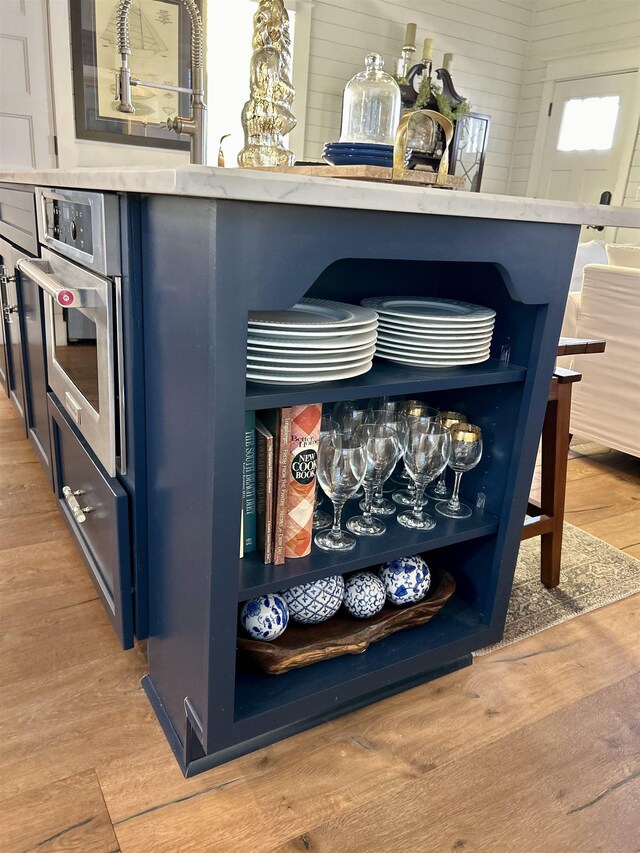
53 304 100 411
557 96 620 151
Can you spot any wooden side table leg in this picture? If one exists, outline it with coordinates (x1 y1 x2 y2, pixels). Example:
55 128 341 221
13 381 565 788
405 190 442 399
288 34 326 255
539 380 573 589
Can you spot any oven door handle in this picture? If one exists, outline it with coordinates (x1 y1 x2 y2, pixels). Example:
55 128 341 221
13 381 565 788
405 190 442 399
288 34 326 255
16 257 101 309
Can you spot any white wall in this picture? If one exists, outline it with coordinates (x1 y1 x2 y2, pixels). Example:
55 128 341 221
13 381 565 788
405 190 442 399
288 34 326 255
48 0 190 169
302 0 535 194
508 0 640 208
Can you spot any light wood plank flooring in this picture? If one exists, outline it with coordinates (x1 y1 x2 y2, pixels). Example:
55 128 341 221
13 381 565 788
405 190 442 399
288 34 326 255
1 395 638 853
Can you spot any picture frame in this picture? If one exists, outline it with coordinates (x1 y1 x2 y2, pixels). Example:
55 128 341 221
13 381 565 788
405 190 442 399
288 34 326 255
449 113 491 193
70 0 193 150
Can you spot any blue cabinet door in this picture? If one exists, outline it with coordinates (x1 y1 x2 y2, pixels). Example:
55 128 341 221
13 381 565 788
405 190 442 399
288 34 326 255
0 239 27 427
49 393 134 649
18 271 53 487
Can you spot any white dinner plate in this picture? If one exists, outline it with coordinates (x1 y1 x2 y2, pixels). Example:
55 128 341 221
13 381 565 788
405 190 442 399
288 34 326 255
374 351 491 368
247 359 374 385
248 298 378 330
376 343 491 359
247 338 376 356
247 344 376 366
375 314 495 332
376 347 491 364
362 296 495 323
248 318 378 338
376 342 491 360
377 319 494 337
376 332 493 351
247 328 378 350
247 354 373 375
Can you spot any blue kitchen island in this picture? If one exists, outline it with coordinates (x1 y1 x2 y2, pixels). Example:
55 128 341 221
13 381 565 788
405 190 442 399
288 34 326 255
1 166 635 775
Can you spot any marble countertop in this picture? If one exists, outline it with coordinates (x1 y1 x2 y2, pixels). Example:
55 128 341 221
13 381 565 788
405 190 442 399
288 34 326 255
1 166 639 228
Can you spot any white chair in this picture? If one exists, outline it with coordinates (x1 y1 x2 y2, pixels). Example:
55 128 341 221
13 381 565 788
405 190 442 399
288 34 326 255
561 254 640 457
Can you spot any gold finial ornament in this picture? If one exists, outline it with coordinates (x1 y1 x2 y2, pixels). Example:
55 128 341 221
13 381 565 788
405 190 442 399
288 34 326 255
238 0 297 168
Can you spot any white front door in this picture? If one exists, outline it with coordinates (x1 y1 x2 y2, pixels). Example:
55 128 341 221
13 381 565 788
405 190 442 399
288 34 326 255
535 72 639 239
0 0 56 169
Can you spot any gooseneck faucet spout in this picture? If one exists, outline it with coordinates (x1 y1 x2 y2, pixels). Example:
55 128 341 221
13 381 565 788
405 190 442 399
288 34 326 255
115 0 207 164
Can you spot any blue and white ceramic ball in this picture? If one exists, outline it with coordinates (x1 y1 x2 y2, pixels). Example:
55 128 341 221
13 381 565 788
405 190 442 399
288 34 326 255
240 593 289 641
282 575 345 624
343 572 386 619
379 555 431 606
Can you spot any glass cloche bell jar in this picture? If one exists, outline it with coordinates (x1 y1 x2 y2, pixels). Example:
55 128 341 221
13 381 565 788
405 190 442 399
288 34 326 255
339 53 401 146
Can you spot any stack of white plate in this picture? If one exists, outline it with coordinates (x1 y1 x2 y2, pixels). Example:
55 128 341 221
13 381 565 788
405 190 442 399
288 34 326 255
361 297 496 368
247 298 378 384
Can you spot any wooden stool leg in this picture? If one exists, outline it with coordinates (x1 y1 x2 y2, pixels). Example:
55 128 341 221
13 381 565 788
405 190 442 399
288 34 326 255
539 381 573 588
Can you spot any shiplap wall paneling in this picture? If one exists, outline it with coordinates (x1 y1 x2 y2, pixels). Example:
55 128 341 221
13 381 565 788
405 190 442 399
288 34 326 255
304 0 535 194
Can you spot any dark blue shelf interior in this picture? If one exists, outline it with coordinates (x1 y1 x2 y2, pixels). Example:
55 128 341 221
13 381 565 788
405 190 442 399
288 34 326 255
234 594 487 726
239 503 498 601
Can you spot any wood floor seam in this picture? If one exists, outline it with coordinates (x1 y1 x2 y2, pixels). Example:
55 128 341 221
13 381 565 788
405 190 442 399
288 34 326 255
566 767 640 815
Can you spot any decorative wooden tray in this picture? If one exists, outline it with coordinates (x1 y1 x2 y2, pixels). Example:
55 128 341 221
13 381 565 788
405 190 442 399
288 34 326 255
237 569 456 675
259 110 465 189
258 164 465 189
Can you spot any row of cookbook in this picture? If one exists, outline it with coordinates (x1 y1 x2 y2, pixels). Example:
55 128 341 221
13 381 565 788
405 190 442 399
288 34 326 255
241 404 322 564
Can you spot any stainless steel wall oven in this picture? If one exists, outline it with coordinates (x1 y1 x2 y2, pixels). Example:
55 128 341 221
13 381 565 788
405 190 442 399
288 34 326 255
17 188 125 477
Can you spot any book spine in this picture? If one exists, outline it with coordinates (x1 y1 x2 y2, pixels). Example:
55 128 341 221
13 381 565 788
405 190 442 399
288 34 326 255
272 408 293 566
285 403 322 559
243 411 256 553
255 420 274 565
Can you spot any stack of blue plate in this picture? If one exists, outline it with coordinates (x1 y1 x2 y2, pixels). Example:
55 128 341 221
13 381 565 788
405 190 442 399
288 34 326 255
322 141 410 168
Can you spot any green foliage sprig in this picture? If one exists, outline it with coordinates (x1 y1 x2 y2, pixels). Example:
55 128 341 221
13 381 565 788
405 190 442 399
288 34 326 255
412 77 471 123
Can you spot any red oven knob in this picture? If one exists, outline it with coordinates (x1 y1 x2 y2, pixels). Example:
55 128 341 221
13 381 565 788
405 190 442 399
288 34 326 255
58 290 75 306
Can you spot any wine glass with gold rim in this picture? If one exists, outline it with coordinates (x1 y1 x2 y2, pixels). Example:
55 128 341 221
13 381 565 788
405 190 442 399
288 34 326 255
426 411 467 499
435 423 483 520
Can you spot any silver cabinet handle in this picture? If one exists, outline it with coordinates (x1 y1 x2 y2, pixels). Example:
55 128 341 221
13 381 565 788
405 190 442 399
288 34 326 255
62 486 93 523
0 264 16 285
2 304 17 324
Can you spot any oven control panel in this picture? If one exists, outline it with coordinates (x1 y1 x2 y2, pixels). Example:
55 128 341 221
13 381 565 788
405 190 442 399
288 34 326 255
48 199 94 255
36 188 121 277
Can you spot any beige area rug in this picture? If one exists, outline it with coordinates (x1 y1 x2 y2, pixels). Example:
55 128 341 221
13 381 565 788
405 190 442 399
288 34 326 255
475 523 640 655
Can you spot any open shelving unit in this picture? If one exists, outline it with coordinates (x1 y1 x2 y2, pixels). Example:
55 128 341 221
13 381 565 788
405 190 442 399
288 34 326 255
140 194 579 775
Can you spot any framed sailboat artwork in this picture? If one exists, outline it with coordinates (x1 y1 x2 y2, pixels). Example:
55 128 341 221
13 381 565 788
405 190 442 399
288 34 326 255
70 0 194 148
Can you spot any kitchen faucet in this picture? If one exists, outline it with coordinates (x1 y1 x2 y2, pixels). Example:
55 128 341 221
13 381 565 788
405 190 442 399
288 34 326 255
115 0 207 165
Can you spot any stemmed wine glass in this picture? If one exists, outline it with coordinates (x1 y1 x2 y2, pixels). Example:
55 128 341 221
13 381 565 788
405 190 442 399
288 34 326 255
332 399 370 435
394 401 439 482
393 404 440 506
436 424 483 519
397 420 451 531
347 424 400 536
331 400 370 498
312 417 339 529
363 409 406 516
314 432 367 552
426 411 466 499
